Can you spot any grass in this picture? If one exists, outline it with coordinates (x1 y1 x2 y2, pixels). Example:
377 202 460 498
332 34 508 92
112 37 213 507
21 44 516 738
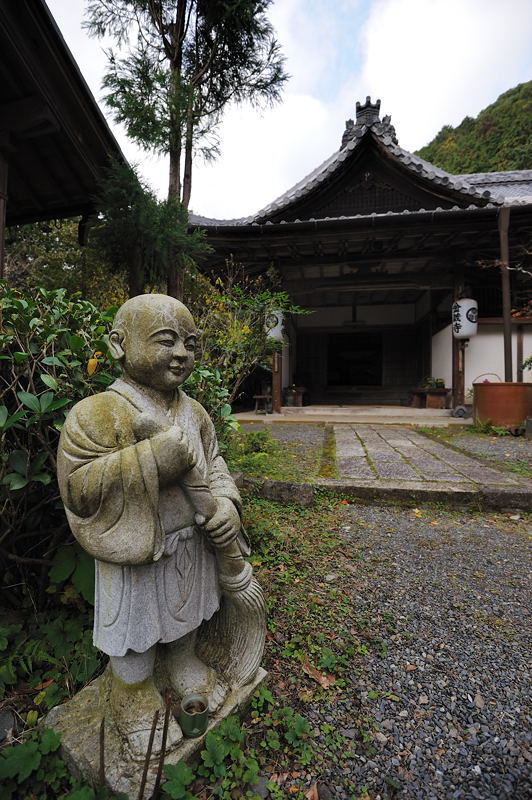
226 427 324 482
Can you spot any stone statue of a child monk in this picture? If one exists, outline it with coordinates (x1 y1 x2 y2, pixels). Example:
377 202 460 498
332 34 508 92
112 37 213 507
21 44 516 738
57 294 264 760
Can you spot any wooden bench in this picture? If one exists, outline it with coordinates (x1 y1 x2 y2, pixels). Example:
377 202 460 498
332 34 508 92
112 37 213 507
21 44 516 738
253 394 271 414
410 388 450 409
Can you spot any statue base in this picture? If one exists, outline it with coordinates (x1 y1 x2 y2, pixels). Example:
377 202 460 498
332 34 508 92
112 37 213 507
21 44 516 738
44 667 268 798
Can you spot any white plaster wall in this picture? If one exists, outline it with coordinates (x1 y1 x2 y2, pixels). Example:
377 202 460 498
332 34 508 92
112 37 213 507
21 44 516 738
431 326 453 387
431 324 532 392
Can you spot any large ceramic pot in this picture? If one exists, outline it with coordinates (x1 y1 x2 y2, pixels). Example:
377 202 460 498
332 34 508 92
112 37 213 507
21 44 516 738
473 382 532 427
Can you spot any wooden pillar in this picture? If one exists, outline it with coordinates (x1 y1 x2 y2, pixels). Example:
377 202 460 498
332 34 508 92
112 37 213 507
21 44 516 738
0 153 8 279
452 266 465 408
517 324 524 383
498 207 513 381
272 351 282 413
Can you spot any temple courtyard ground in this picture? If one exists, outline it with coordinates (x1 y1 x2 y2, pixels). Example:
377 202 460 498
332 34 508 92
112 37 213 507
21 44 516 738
233 419 531 799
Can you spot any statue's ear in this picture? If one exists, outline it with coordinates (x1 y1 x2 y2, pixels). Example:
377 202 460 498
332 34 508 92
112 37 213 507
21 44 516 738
109 330 125 361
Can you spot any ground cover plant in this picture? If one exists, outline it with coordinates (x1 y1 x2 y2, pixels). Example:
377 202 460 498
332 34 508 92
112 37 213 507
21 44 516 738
226 427 323 482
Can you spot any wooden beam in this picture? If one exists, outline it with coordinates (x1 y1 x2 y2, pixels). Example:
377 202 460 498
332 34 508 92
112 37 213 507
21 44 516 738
0 96 59 137
272 352 282 413
0 153 7 278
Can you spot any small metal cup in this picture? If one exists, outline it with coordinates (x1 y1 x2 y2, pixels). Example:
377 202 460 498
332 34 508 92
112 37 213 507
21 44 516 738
178 694 209 738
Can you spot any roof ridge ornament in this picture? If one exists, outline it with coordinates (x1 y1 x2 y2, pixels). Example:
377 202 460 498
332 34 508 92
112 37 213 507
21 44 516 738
356 96 381 125
341 97 398 148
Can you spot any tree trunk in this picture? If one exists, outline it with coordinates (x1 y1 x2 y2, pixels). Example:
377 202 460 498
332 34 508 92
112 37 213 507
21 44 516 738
167 253 185 300
128 244 144 297
167 143 184 299
182 103 194 209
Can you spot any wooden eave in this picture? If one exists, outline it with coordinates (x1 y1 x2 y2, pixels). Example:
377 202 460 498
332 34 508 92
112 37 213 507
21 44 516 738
0 0 124 226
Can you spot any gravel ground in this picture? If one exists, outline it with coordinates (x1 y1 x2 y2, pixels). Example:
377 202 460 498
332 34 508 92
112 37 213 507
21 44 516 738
308 505 531 800
448 434 532 468
239 421 325 447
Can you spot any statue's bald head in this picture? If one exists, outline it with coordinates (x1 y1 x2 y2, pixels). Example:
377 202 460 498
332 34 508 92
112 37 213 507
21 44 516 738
112 294 196 340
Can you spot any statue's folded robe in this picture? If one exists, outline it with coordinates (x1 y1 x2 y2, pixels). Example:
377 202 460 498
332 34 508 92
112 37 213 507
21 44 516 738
57 381 242 656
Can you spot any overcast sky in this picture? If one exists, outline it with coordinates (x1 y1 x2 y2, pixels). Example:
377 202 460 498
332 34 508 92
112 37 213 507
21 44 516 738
47 0 532 219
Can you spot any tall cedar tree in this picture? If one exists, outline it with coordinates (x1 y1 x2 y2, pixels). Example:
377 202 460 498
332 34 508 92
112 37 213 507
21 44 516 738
84 0 288 298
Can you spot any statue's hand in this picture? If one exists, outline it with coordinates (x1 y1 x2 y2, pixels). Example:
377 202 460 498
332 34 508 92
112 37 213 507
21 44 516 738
197 497 240 549
135 414 196 475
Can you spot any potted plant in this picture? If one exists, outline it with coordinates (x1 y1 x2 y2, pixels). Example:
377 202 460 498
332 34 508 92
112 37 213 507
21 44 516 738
283 384 297 406
420 377 449 409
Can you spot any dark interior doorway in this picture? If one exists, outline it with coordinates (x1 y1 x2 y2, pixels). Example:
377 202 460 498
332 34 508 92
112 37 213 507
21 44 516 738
327 332 382 386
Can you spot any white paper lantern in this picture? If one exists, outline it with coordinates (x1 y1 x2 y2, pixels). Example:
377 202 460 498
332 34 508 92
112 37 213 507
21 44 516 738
265 311 284 341
452 298 478 339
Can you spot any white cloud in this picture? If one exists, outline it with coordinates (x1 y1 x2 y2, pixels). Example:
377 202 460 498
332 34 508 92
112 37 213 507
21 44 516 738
350 0 532 150
46 0 532 219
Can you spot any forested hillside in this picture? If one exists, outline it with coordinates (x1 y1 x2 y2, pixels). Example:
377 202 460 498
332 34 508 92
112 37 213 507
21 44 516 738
415 81 532 174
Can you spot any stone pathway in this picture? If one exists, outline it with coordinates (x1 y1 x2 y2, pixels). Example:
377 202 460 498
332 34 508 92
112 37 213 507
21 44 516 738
334 425 527 487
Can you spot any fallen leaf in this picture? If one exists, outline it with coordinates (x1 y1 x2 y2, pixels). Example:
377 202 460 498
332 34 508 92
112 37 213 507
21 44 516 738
289 787 299 794
276 680 286 690
406 664 417 672
33 679 54 691
429 521 440 526
305 783 319 800
86 357 98 376
339 499 349 505
301 658 336 689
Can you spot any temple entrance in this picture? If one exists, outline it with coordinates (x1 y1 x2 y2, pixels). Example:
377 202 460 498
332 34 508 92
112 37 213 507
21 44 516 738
295 326 425 405
327 332 382 386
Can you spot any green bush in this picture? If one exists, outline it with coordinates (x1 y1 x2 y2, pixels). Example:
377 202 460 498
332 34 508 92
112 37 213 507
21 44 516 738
0 282 118 607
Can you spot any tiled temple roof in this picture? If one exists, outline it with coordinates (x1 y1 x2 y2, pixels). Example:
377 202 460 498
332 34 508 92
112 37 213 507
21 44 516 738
190 97 532 228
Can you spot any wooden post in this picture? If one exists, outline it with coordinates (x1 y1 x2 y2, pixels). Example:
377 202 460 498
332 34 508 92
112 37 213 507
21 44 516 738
498 207 513 381
452 267 465 408
0 153 8 279
272 351 282 413
517 324 524 383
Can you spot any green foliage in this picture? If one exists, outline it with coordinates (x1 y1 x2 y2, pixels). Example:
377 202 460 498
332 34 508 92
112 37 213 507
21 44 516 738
5 218 129 310
90 159 209 295
162 703 313 799
0 282 118 605
163 715 261 799
0 727 125 800
183 364 239 450
0 608 101 709
416 81 532 173
186 263 306 404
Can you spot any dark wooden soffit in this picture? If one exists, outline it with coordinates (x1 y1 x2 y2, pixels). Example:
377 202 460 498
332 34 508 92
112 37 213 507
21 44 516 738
0 0 124 226
199 205 532 275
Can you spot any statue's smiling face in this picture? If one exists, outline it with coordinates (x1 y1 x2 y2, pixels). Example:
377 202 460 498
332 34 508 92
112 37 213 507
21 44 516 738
122 308 197 392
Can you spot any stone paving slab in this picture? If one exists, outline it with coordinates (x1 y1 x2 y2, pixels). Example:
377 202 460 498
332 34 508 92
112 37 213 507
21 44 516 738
335 425 527 488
